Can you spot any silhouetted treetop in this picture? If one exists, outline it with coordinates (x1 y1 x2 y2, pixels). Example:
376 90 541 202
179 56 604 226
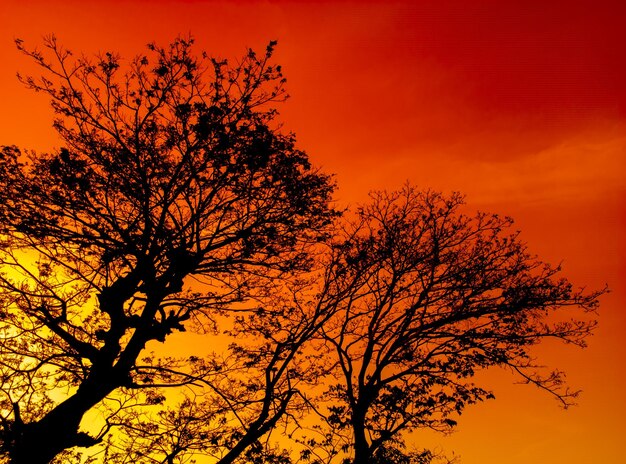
312 187 601 463
0 36 335 464
4 36 334 278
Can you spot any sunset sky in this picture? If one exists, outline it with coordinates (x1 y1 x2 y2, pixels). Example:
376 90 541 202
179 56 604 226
0 1 624 462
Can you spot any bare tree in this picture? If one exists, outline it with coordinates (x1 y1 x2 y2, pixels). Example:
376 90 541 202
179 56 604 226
0 35 335 464
312 187 601 464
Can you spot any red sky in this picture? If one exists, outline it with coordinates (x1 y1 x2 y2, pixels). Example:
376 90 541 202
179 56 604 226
1 1 624 462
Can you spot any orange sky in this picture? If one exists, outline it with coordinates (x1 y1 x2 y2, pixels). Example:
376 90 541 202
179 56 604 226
1 1 624 462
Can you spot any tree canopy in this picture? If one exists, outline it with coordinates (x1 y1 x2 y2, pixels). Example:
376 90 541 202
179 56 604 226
313 188 598 463
0 36 602 464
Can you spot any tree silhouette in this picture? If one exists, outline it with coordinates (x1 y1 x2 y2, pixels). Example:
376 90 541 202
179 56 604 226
310 187 600 464
0 37 602 464
0 36 335 464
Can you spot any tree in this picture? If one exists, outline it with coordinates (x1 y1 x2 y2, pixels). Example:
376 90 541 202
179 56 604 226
0 35 335 464
0 36 602 464
311 187 601 464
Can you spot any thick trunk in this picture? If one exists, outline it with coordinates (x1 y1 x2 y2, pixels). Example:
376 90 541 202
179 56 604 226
6 270 158 463
8 374 117 464
12 416 83 464
351 408 372 464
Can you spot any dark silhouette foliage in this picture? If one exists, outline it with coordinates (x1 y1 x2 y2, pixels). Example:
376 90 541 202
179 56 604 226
0 36 602 464
309 188 600 463
0 36 335 464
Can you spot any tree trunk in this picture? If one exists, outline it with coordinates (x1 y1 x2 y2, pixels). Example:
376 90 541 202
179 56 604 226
351 408 372 464
9 374 117 464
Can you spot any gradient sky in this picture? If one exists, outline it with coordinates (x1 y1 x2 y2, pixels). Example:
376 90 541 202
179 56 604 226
0 1 624 462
